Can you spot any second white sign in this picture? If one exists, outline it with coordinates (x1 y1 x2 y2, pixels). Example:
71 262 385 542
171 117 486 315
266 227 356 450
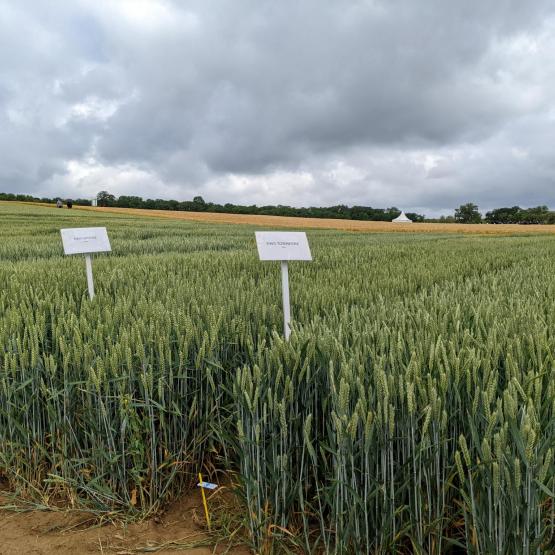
255 231 312 261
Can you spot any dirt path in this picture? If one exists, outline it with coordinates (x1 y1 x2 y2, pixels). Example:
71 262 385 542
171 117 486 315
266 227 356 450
0 492 249 555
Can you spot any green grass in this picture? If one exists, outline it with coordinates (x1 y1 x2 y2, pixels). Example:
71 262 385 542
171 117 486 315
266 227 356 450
1 202 555 553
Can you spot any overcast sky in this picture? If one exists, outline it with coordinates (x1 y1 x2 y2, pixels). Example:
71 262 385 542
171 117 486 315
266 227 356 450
1 0 554 216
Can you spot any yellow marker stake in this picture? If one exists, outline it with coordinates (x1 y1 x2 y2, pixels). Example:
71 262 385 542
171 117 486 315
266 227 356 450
198 472 211 530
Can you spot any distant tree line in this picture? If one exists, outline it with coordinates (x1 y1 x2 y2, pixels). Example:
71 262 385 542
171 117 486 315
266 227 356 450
0 190 424 222
484 205 555 224
0 192 92 206
2 191 555 224
430 202 555 224
94 191 426 221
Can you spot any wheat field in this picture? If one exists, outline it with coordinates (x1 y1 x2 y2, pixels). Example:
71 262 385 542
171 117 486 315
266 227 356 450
2 201 555 553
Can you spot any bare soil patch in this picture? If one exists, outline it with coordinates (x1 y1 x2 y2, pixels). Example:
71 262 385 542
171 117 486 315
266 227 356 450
0 491 249 555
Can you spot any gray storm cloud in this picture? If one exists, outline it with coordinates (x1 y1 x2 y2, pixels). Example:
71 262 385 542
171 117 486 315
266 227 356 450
1 0 554 215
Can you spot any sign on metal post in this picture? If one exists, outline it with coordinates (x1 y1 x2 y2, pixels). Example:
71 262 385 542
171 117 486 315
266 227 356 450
255 231 312 339
60 227 111 300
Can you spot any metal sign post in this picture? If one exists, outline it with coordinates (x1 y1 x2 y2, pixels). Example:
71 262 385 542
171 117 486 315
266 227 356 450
85 254 95 300
280 260 291 339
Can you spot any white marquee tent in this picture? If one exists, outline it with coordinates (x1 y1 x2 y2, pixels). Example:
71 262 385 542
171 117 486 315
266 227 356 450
392 211 412 223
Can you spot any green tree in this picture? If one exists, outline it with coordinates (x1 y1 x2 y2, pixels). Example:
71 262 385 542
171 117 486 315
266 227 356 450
485 206 522 224
520 205 549 224
96 191 116 207
116 195 144 208
192 196 207 211
455 203 481 223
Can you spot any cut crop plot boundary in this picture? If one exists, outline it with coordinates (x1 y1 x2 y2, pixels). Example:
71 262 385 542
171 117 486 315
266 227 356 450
76 205 555 235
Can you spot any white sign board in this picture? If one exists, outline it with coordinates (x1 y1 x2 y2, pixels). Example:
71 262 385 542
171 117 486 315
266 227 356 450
255 231 312 340
60 227 111 255
255 231 312 261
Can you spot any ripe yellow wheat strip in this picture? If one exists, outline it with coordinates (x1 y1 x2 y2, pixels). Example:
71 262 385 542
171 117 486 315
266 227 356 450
75 205 555 235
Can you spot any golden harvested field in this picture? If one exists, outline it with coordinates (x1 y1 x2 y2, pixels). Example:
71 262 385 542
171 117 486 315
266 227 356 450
76 205 555 235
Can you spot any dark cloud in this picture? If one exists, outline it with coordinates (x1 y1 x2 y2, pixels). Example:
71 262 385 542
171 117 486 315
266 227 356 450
1 0 554 214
